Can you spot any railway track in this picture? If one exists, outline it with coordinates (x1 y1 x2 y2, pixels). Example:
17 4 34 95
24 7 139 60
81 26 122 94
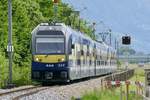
0 69 134 100
0 86 49 100
12 87 49 100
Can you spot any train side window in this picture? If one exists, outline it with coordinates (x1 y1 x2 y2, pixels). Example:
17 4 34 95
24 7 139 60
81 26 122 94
93 52 95 57
110 60 111 65
83 59 85 65
87 45 89 56
77 59 81 65
105 61 107 65
81 50 84 55
77 51 81 66
69 60 73 67
97 61 100 66
101 61 103 65
87 51 90 56
68 38 72 54
71 44 75 49
89 60 92 65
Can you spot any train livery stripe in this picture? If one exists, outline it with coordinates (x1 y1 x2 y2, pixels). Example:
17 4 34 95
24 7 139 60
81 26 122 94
34 55 66 63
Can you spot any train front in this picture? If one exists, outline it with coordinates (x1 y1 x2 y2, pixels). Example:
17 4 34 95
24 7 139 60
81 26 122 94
31 23 69 83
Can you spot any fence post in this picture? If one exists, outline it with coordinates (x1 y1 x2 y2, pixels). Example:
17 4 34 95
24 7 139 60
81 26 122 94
120 84 123 100
126 81 130 100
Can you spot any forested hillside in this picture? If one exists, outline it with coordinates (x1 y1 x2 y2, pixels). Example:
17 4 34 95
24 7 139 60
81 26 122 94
0 0 94 86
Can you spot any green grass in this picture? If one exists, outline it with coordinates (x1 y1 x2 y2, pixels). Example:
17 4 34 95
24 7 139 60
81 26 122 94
82 89 120 100
130 67 145 82
81 88 142 100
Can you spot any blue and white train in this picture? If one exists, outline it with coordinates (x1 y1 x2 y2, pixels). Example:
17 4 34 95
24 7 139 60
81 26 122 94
31 23 117 83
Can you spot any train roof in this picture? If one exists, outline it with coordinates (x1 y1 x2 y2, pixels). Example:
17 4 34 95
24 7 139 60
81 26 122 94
32 23 116 51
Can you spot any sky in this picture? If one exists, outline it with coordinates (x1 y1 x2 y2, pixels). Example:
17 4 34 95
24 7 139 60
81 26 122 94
62 0 150 54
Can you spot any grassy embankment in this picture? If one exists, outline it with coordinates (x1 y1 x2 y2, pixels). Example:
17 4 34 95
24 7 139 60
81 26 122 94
0 53 31 87
80 64 145 100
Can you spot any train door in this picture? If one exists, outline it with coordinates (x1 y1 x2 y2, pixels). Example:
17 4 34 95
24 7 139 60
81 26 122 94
73 37 81 79
94 44 97 76
96 49 101 75
83 44 87 77
80 40 84 78
77 37 82 78
106 48 109 73
87 45 90 77
68 35 76 80
100 49 102 75
68 35 80 80
85 44 89 77
101 50 105 75
89 45 92 76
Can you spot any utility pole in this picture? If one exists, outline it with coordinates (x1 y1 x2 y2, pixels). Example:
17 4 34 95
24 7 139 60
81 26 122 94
72 11 79 29
7 0 14 87
92 22 96 39
109 29 112 46
116 40 120 69
78 18 81 31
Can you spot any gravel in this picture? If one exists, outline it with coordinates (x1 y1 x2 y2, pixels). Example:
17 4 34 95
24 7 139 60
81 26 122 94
20 77 105 100
0 76 109 100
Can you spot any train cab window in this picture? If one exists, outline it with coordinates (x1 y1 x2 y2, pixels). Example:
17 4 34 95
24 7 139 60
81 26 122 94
36 37 65 54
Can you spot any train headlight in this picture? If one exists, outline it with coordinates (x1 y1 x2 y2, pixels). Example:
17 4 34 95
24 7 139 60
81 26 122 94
35 58 39 61
61 58 65 61
58 58 65 62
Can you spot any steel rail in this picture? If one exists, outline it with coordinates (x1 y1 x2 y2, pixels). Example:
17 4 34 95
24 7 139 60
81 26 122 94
0 86 41 96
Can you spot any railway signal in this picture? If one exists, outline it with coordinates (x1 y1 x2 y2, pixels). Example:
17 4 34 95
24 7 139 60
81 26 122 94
122 35 131 45
52 0 59 22
53 0 59 3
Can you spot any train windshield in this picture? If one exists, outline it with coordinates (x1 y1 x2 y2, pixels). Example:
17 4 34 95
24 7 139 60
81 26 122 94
36 37 65 54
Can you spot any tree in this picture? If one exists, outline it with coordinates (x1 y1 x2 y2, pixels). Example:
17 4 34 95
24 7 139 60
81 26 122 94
118 46 136 55
0 0 94 66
